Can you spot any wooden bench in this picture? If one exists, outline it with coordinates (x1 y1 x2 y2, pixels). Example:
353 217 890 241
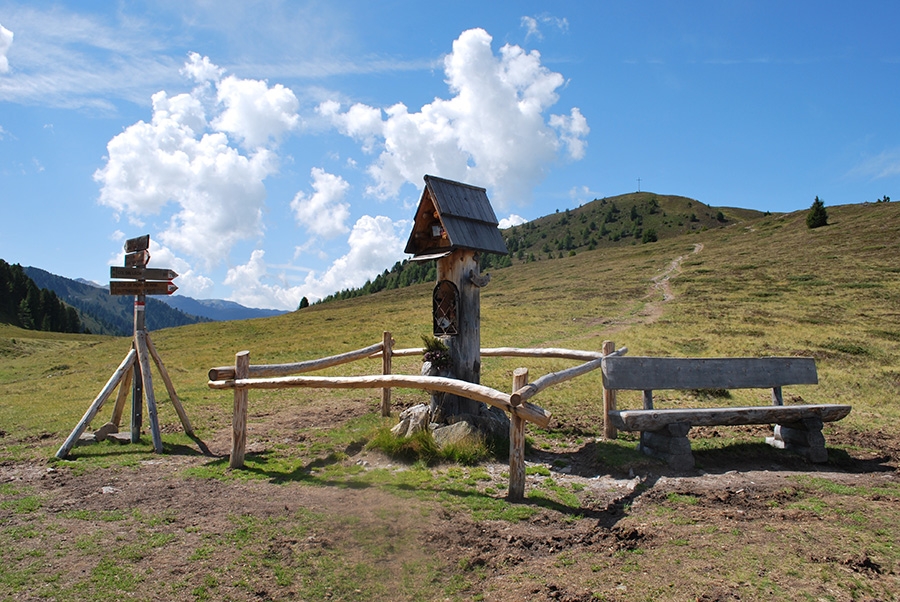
601 356 851 470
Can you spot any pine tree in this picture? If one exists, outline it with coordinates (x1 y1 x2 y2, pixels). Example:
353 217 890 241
806 196 828 229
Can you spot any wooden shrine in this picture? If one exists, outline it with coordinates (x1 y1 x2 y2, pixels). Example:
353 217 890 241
56 235 193 458
405 175 508 423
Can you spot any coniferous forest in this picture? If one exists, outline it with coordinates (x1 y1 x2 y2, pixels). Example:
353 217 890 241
0 259 83 333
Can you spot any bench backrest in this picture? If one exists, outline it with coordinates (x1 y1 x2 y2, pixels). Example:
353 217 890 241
601 356 818 391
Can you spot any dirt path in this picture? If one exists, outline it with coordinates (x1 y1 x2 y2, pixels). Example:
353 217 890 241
601 242 703 334
643 242 703 322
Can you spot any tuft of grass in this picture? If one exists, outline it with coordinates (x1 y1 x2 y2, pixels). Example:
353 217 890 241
822 339 870 356
366 426 495 466
367 428 441 464
666 492 700 505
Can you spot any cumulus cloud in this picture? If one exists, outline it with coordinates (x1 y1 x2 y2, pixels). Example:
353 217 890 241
550 107 590 160
223 249 302 309
319 28 588 209
301 215 406 301
181 52 223 85
213 75 300 149
0 23 12 73
498 214 527 229
225 215 406 309
94 55 299 271
290 167 351 238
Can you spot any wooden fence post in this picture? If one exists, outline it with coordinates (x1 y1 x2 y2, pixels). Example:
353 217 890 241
508 367 529 502
381 331 392 417
231 350 250 469
602 340 617 440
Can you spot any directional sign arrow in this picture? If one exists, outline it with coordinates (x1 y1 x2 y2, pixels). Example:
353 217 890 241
110 266 178 280
109 281 178 296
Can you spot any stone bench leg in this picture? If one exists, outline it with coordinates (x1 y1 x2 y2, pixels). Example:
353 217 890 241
638 422 694 471
766 417 827 463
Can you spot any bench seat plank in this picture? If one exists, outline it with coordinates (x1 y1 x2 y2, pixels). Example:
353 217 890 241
602 356 818 391
610 404 851 432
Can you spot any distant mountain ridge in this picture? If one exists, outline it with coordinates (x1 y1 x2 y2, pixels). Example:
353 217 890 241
23 266 208 336
159 296 287 321
22 267 287 334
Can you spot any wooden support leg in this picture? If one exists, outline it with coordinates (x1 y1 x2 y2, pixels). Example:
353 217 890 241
135 330 164 453
231 351 250 469
145 333 194 436
110 365 133 427
639 422 695 471
56 349 136 459
508 367 529 502
767 417 827 463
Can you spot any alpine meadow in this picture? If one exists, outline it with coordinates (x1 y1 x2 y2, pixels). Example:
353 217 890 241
1 197 899 601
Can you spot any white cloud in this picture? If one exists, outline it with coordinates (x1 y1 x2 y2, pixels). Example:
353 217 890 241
320 28 588 209
302 215 407 301
848 149 900 180
521 17 540 41
290 168 351 238
0 23 12 73
521 14 570 41
181 52 223 85
223 249 302 309
498 214 527 229
213 74 300 149
550 107 590 160
0 8 181 109
94 55 298 270
223 215 407 310
568 185 601 206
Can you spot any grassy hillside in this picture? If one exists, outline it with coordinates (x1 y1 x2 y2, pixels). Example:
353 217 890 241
2 200 897 448
319 192 766 303
1 200 898 601
503 191 767 262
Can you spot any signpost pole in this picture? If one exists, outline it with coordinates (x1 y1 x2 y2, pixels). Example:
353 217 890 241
131 294 145 443
57 233 193 457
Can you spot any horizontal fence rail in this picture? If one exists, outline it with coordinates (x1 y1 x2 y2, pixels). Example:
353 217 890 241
207 332 622 501
208 373 552 427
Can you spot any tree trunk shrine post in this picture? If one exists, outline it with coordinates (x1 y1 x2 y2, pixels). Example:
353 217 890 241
404 175 510 430
56 234 193 458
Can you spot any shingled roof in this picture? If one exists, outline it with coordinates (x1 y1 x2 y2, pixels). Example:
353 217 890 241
405 175 509 259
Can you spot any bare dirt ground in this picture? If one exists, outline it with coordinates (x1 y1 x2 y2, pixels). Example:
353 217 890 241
2 393 898 601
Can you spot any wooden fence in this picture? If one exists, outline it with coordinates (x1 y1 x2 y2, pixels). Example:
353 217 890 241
207 332 625 501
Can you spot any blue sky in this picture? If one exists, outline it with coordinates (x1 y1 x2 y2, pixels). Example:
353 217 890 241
1 1 898 309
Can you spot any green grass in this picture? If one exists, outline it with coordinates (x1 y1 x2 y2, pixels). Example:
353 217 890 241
2 201 900 601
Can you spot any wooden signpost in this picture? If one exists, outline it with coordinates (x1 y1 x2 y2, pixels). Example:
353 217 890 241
56 235 193 458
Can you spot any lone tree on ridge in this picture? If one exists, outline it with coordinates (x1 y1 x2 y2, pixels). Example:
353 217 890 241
806 196 828 229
